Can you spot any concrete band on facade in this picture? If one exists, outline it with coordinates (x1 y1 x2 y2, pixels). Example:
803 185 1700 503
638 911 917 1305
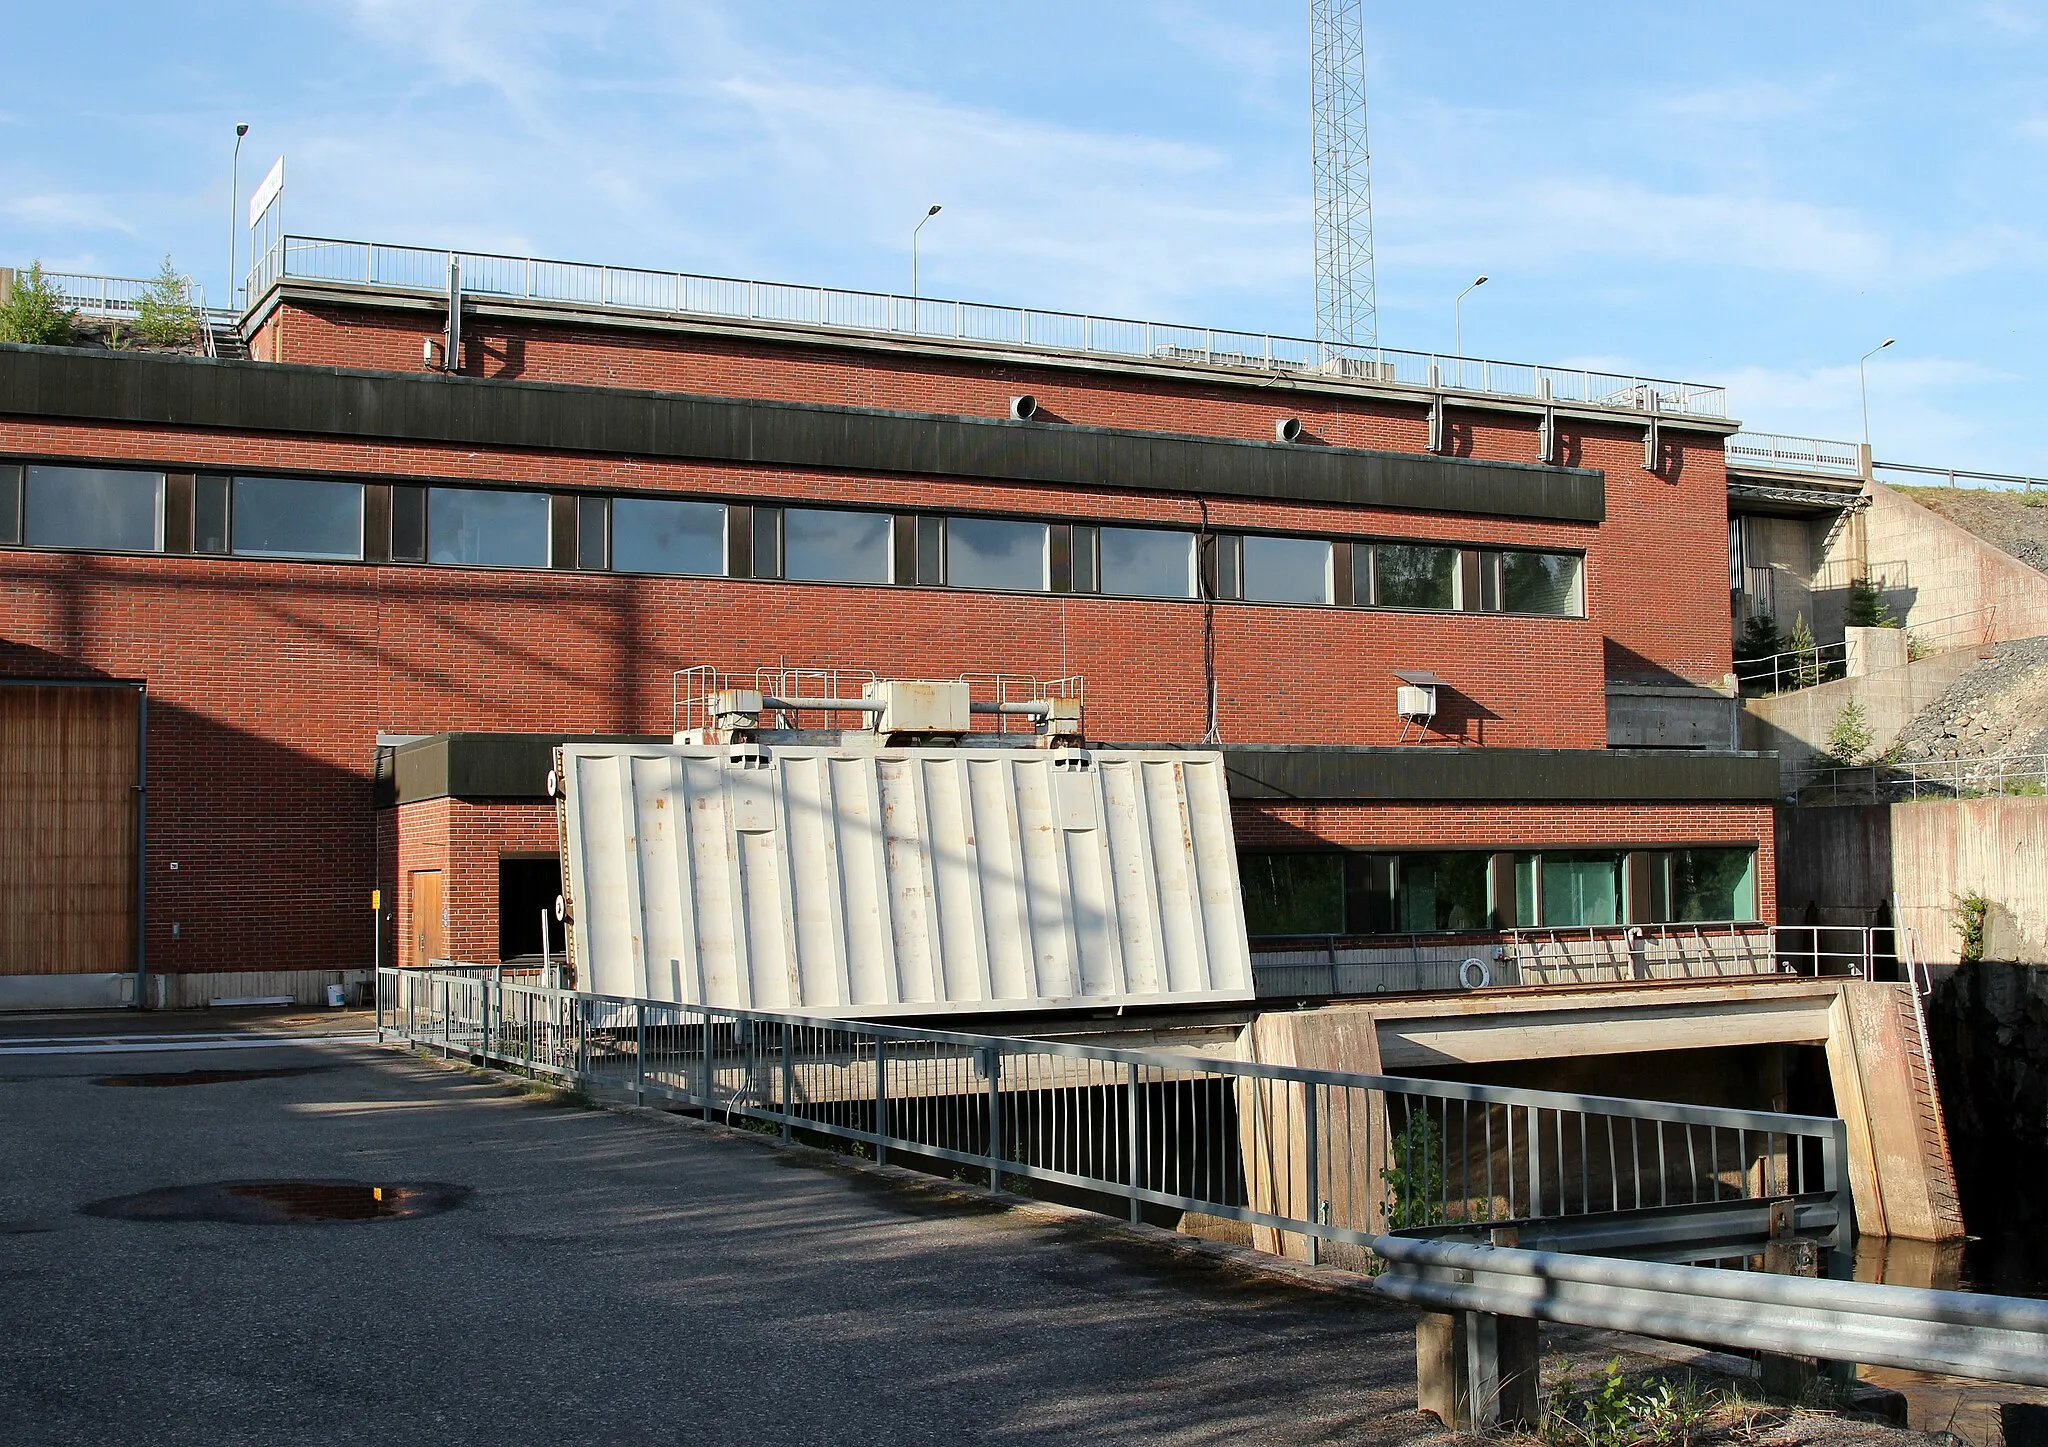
0 343 1605 523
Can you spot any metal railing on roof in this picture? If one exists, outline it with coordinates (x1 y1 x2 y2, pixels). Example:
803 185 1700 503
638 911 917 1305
249 234 1729 418
1785 751 2048 803
41 269 236 326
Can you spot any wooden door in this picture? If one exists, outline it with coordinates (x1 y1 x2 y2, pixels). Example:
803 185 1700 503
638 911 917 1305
410 870 445 969
0 684 139 976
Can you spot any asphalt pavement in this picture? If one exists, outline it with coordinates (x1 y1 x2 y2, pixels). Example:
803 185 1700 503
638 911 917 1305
0 1018 1431 1446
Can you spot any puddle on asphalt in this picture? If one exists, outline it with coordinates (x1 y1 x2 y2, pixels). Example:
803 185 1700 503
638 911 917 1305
80 1180 472 1225
93 1066 331 1089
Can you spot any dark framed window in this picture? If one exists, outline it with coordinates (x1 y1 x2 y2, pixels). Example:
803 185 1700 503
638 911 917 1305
610 496 725 576
782 507 891 584
1240 854 1345 937
1670 848 1756 922
1100 526 1197 599
230 476 365 560
0 463 21 545
945 515 1048 591
1502 551 1583 616
428 487 550 568
1395 853 1490 932
1242 535 1333 605
22 465 164 552
1374 544 1458 609
1539 852 1624 927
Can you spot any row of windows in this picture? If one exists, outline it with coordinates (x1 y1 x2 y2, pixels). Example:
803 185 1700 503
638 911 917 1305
0 461 1584 616
1240 847 1758 938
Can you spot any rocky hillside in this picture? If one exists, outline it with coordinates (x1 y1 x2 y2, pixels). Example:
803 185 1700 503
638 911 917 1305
1892 484 2048 576
1890 636 2048 764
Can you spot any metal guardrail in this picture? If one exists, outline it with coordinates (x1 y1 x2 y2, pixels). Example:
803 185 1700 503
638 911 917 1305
252 234 1729 418
1726 431 1863 476
1727 431 2047 495
378 967 1847 1258
41 270 235 326
1736 607 1996 696
1787 751 2048 803
1373 1235 2048 1387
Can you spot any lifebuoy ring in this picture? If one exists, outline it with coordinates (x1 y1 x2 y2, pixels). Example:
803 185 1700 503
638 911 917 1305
1459 957 1491 990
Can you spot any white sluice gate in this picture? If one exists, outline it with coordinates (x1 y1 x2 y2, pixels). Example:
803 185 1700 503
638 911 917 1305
555 744 1254 1017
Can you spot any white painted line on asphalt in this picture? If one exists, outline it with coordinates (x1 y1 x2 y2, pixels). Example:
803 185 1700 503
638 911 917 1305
0 1033 382 1057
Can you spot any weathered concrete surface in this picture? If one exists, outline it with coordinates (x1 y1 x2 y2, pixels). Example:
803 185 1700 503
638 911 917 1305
1862 482 2048 642
0 1034 1437 1447
1824 983 1965 1241
1742 650 1984 775
1778 798 2048 963
1240 1008 1389 1262
1606 684 1737 749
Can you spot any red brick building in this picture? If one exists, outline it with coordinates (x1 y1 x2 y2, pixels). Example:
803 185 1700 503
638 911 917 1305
0 240 1773 1008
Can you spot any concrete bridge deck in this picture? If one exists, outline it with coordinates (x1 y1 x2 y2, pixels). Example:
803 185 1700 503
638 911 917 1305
0 1019 1436 1446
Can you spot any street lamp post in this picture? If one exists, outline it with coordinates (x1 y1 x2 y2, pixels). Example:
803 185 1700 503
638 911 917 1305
1860 338 1896 448
228 123 249 312
911 204 942 309
1454 275 1488 360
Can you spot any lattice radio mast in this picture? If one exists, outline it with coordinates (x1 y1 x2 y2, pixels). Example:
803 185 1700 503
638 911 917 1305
1311 0 1377 349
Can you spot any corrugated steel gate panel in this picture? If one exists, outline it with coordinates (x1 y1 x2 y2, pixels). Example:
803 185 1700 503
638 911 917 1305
557 744 1252 1017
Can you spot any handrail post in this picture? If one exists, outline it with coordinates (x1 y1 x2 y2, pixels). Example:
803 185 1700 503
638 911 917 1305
635 1001 645 1107
1126 1061 1142 1224
780 1025 794 1144
986 1046 1004 1193
874 1036 889 1165
1303 1084 1321 1266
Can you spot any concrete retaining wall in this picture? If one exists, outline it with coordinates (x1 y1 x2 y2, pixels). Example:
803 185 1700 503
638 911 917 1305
1863 482 2048 641
1778 797 2048 964
1743 650 1984 775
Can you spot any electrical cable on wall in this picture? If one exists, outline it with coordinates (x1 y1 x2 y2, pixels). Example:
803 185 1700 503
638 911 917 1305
1199 498 1221 744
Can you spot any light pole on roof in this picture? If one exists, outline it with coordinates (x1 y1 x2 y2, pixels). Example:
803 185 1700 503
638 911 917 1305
1860 338 1896 449
1454 275 1488 360
228 124 249 313
911 204 942 311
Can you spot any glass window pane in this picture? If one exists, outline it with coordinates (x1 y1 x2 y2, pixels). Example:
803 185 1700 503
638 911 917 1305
946 516 1047 591
1671 848 1756 922
1541 852 1623 927
1375 544 1458 608
1242 535 1332 604
23 465 163 551
611 496 725 576
1099 527 1196 598
1515 855 1539 928
231 476 363 559
1396 853 1489 932
1239 854 1345 936
428 487 550 567
1502 551 1583 616
783 507 891 584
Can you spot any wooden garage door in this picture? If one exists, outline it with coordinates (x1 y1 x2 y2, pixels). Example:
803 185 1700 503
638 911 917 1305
0 684 139 975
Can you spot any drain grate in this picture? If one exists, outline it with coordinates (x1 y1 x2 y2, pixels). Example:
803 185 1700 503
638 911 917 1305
94 1066 331 1088
81 1180 471 1225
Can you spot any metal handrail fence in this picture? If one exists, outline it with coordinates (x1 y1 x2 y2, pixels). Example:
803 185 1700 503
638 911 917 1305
252 235 1729 418
1725 432 1864 477
379 966 1847 1261
42 270 236 326
1736 607 1996 696
1876 460 2047 495
1786 751 2048 803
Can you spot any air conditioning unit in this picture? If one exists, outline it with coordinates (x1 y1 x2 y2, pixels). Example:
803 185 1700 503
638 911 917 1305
1396 685 1436 721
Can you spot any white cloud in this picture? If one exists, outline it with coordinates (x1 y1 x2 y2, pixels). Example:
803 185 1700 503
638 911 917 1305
1717 355 2014 469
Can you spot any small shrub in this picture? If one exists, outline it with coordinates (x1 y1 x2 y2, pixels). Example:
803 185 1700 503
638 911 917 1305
1845 575 1899 628
1822 699 1875 766
1380 1109 1445 1229
1955 891 1989 965
2020 489 2044 509
1786 613 1819 688
133 256 200 346
0 261 77 345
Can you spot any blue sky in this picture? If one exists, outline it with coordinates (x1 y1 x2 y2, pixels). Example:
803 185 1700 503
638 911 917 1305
3 1 2044 475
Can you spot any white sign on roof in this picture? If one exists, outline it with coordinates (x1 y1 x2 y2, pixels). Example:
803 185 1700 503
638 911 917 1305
248 155 285 229
556 743 1253 1018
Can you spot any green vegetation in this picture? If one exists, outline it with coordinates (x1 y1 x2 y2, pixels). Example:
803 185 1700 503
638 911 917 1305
1844 575 1899 629
134 257 201 346
0 261 76 345
1955 891 1990 964
1538 1362 1715 1447
1380 1110 1445 1229
1785 613 1819 688
1821 699 1875 766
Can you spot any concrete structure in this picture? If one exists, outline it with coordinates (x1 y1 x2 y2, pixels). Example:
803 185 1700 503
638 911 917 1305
1242 977 1963 1243
0 233 1779 1007
1742 649 1985 776
1779 797 2048 964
